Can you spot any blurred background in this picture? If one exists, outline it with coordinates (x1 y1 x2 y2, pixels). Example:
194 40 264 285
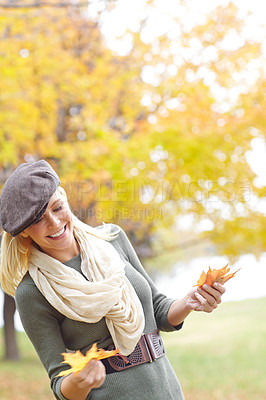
0 0 266 399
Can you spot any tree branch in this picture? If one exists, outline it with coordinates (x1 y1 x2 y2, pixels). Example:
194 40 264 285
0 1 110 8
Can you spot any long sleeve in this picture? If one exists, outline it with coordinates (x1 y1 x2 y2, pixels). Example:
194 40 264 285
15 225 185 400
15 274 70 400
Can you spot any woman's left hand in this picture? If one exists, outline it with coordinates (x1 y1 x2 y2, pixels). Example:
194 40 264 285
186 282 226 313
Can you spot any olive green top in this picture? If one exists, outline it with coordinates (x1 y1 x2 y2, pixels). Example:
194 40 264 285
15 225 185 400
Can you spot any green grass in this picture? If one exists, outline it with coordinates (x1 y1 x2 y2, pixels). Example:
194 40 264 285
0 297 265 400
163 297 266 400
0 329 54 400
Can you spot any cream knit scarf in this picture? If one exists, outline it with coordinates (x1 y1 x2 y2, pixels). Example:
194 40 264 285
28 219 145 356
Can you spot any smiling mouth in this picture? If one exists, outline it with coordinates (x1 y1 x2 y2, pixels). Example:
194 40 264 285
48 226 66 238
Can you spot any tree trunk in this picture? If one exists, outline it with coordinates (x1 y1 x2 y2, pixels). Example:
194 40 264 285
3 293 20 360
56 99 67 142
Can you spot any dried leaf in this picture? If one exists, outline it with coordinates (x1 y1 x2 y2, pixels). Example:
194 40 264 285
57 343 120 377
196 270 207 287
217 269 240 284
194 264 240 287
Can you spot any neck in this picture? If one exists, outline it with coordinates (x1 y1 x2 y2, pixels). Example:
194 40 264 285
57 238 80 263
33 238 80 263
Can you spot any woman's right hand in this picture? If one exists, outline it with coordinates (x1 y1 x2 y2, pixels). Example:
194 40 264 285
72 359 106 389
61 360 106 400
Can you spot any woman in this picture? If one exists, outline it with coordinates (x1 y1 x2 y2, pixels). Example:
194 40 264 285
0 160 225 400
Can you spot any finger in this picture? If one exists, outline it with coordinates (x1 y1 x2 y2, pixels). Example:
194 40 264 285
194 291 214 312
94 361 106 387
75 360 104 387
89 361 106 388
84 359 105 376
201 284 223 304
206 282 226 298
198 286 218 307
213 282 226 294
84 361 106 387
75 359 97 381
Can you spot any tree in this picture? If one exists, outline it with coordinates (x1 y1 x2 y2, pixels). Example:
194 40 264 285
3 293 20 360
1 1 266 255
96 2 265 263
0 234 20 360
0 1 265 255
1 0 266 360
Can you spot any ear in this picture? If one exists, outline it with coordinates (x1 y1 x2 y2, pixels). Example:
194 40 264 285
19 231 29 238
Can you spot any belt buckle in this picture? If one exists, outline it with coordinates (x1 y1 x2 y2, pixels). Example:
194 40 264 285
143 330 165 361
142 333 156 362
139 334 153 363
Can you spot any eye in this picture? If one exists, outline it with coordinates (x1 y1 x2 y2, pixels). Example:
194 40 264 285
54 205 62 212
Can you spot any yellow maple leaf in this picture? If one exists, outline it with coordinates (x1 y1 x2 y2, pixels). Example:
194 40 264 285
57 343 120 377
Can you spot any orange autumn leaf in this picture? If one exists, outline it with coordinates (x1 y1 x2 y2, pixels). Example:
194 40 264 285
57 343 120 377
194 264 240 287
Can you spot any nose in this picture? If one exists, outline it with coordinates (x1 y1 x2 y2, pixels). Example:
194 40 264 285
46 211 60 228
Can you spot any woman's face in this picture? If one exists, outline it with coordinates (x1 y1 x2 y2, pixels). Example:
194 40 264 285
20 188 79 262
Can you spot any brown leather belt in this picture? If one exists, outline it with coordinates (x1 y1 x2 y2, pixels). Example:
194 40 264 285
102 330 165 374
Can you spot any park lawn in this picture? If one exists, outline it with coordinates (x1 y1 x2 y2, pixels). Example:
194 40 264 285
163 296 266 400
0 328 54 400
0 297 265 400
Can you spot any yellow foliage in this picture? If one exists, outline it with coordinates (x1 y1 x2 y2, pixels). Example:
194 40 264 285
0 2 265 259
57 343 120 377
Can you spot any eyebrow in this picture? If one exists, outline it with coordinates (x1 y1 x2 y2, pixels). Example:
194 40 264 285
50 199 61 208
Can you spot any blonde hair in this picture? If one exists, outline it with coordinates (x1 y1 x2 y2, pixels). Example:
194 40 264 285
0 232 31 296
0 186 120 297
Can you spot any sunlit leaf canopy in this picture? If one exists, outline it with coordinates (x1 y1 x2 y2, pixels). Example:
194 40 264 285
0 0 266 266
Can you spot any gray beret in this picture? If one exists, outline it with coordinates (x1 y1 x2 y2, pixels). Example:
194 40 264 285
0 160 60 236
